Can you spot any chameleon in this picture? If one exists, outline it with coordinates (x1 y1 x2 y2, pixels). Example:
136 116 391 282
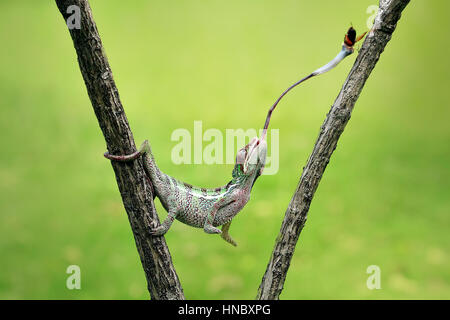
105 137 267 246
104 26 367 246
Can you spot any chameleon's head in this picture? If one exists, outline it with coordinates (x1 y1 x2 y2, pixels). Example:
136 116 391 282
232 136 267 180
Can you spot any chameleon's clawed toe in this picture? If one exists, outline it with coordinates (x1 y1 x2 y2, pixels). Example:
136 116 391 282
204 225 222 234
149 226 166 236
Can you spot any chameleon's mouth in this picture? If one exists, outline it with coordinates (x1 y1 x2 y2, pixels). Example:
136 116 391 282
246 138 259 158
248 129 268 161
243 137 260 172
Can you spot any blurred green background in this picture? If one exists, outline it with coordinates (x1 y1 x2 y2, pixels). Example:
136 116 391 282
0 0 449 299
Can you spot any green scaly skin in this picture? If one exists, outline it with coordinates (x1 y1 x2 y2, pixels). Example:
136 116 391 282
105 137 267 246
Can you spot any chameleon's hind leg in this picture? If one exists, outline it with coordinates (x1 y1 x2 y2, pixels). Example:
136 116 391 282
204 197 236 234
149 208 177 236
221 220 237 247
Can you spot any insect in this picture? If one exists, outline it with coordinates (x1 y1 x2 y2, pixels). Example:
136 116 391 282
104 26 368 246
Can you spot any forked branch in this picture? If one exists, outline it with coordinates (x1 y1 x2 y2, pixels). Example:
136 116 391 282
55 0 410 300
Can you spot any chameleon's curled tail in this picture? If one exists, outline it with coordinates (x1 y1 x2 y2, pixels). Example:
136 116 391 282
104 140 153 162
104 140 165 193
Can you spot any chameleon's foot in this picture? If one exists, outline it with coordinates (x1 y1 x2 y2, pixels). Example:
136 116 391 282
149 225 168 236
149 210 175 236
204 224 222 234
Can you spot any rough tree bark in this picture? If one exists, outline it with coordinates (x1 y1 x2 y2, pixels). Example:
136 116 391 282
256 0 410 300
55 0 184 299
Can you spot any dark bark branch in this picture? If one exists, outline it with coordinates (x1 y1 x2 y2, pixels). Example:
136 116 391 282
256 0 410 300
55 0 184 299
